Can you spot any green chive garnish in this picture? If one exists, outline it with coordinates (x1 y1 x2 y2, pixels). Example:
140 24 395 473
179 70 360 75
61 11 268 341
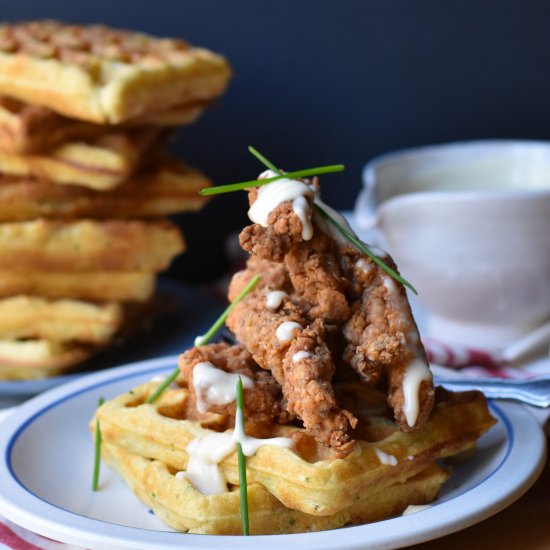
313 204 418 295
146 275 261 404
92 396 104 491
198 165 344 196
236 376 249 536
248 145 280 172
247 147 418 295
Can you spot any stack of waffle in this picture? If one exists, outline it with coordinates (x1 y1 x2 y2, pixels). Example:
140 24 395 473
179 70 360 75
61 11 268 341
93 380 495 535
0 21 231 379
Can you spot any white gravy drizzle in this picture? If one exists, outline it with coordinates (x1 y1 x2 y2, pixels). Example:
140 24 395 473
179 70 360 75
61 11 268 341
292 350 311 363
181 432 236 494
194 335 205 347
292 195 313 240
402 358 432 427
248 170 314 240
234 406 294 457
192 362 254 414
275 321 302 342
402 504 433 515
266 290 287 310
181 377 294 495
356 257 373 274
373 447 398 466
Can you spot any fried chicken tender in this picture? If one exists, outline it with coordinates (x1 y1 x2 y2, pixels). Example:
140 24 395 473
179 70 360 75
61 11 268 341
234 183 434 439
227 270 357 456
342 251 434 431
178 342 292 434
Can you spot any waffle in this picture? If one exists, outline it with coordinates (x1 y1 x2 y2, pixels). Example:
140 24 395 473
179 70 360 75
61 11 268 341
0 338 94 379
0 271 155 302
0 154 211 220
0 127 165 190
0 296 123 344
0 219 184 271
101 441 449 535
96 380 495 517
0 96 206 154
0 21 231 124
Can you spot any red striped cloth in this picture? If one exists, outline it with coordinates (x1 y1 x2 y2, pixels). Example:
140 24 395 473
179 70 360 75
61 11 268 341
0 518 80 550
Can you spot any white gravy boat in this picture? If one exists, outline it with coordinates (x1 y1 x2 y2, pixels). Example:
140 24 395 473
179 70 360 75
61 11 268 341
355 141 550 350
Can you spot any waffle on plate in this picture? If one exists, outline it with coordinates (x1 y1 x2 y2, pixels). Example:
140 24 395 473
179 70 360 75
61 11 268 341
93 379 494 533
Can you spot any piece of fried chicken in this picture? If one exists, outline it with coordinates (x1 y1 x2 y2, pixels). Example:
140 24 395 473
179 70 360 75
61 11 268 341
227 267 358 456
179 342 292 437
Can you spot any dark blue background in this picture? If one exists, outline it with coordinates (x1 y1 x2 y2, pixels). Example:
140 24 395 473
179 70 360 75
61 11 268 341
4 1 550 280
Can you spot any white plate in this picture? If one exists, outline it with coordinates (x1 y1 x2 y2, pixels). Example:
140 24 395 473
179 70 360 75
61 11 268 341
0 279 221 397
0 357 546 550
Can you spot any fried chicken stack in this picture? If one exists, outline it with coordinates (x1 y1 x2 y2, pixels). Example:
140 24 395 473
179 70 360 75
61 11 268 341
176 171 434 457
0 21 231 379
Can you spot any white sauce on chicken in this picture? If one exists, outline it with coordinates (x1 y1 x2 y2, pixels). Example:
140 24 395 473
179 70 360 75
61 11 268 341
292 195 313 240
356 257 373 274
402 358 432 427
266 290 287 310
292 350 311 362
276 321 302 342
192 362 253 414
374 447 398 466
248 170 314 240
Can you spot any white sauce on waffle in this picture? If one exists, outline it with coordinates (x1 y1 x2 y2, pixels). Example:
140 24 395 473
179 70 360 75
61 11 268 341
181 377 294 495
180 432 236 494
192 362 253 414
373 447 398 466
234 406 294 457
276 321 302 342
402 358 432 427
248 170 314 241
402 504 433 515
266 290 287 310
292 350 311 362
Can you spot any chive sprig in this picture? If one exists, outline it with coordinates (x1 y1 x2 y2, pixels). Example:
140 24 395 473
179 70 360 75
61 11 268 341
198 165 344 196
313 204 417 294
236 376 249 536
146 275 261 404
92 396 104 491
244 146 417 294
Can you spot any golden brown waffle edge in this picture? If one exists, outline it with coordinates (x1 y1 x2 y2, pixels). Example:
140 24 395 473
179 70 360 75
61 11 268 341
95 380 496 517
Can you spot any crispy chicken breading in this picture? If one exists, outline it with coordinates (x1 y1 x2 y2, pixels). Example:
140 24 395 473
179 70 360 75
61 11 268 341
231 181 434 445
227 270 357 456
178 342 292 434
